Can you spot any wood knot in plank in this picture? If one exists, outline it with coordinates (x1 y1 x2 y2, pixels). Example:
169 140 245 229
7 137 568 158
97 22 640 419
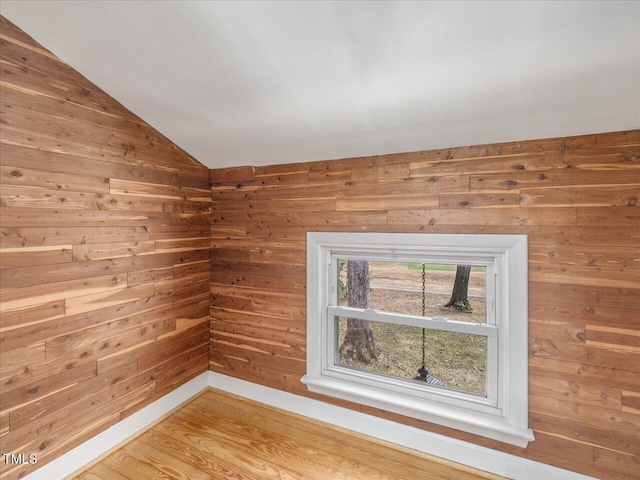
501 180 518 188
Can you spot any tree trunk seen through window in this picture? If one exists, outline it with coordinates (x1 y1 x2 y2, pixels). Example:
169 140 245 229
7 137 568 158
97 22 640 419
339 260 380 364
444 265 473 312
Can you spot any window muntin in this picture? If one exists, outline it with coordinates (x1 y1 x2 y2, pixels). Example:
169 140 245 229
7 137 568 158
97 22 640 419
302 232 533 447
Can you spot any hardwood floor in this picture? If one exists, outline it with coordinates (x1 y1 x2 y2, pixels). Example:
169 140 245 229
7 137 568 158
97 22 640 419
71 388 503 480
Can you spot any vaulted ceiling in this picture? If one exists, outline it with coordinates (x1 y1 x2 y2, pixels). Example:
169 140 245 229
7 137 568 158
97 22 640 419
2 1 639 169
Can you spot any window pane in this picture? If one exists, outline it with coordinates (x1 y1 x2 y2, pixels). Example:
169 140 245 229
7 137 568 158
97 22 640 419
338 260 486 324
337 317 487 396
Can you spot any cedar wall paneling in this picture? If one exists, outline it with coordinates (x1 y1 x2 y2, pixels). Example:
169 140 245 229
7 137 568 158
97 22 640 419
210 130 640 480
0 18 210 479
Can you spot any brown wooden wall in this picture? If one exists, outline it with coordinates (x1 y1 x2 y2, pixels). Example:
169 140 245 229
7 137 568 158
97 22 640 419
0 18 211 479
210 131 640 480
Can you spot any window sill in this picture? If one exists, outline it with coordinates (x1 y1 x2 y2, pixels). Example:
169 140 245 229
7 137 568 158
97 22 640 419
301 373 534 448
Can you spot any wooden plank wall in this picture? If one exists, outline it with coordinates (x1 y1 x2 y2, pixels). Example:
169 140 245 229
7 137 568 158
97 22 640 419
210 130 640 480
0 18 211 479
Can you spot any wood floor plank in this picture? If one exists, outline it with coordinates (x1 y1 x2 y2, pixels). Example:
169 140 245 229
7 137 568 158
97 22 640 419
101 449 172 480
154 416 305 480
72 389 502 480
74 463 131 480
125 434 218 480
136 428 247 480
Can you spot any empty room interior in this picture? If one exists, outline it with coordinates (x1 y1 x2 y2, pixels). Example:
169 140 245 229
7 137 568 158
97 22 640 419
0 2 638 480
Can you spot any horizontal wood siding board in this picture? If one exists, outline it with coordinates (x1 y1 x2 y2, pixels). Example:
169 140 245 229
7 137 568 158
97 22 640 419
0 207 173 228
519 185 640 207
529 412 639 456
529 303 640 331
210 129 640 480
0 225 210 250
1 249 210 288
210 166 255 184
529 356 640 392
470 169 640 190
0 143 209 189
0 164 110 193
0 18 210 479
410 151 564 176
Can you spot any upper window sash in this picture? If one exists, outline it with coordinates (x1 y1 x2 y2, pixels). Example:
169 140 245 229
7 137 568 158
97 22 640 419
329 254 497 326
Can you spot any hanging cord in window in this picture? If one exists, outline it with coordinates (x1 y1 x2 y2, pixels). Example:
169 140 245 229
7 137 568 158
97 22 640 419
414 263 444 386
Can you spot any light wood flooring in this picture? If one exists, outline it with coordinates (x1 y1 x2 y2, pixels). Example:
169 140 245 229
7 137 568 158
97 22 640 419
71 388 504 480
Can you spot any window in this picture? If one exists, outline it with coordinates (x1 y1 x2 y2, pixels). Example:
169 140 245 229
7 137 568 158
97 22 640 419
302 232 534 447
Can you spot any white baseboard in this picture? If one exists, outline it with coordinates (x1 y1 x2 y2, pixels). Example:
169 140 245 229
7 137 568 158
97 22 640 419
23 371 596 480
24 372 209 480
208 372 597 480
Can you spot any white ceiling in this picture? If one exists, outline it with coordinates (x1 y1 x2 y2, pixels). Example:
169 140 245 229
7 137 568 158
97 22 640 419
2 1 639 169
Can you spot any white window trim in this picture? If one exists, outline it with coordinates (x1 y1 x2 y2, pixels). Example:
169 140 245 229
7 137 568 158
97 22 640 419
301 232 534 447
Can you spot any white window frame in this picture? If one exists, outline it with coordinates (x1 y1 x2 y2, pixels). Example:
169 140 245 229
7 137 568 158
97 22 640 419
301 232 534 447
